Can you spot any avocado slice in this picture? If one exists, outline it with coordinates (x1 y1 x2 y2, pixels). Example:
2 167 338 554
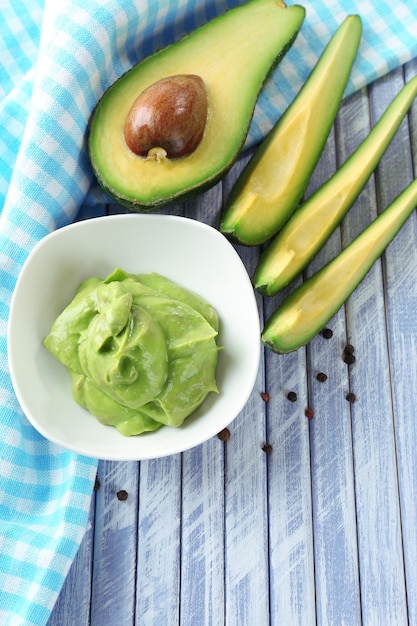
261 177 417 354
88 0 305 211
255 75 417 295
220 15 362 245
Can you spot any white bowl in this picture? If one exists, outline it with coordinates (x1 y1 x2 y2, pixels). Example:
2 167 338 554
8 214 260 460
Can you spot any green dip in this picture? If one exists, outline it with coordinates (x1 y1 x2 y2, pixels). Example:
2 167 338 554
44 268 220 436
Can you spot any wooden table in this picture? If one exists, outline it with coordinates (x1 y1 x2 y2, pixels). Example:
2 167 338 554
47 60 417 626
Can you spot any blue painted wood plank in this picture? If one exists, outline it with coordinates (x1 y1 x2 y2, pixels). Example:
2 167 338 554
90 460 139 625
369 64 417 626
303 101 361 626
398 58 417 626
179 184 226 626
222 390 270 626
47 492 95 626
264 346 315 626
135 454 182 625
341 70 410 625
180 440 226 626
258 130 314 624
218 156 271 626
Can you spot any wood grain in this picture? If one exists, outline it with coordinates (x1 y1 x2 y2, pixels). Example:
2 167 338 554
48 63 417 626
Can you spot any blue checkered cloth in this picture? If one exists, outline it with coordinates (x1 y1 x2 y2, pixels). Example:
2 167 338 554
1 0 416 623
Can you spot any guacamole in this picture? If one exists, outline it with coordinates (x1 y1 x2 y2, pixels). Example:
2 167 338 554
44 268 220 436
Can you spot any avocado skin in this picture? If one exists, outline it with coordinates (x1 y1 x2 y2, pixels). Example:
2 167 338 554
220 15 362 245
89 156 215 212
262 177 417 354
88 0 305 212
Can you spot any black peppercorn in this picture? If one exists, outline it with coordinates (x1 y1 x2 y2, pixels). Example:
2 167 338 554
262 443 273 454
305 407 314 419
117 490 128 501
316 372 328 382
322 328 333 339
217 428 231 441
343 352 356 365
346 392 356 403
287 391 297 402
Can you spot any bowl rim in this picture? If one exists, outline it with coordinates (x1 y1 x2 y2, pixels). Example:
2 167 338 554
8 213 261 460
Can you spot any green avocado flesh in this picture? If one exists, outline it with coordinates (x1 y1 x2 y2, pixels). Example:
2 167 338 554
88 0 305 210
262 177 417 354
255 75 417 295
220 15 362 245
44 269 220 436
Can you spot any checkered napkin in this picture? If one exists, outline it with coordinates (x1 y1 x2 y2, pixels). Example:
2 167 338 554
1 0 416 623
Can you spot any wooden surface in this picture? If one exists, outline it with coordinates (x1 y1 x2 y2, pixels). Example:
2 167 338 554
48 60 417 626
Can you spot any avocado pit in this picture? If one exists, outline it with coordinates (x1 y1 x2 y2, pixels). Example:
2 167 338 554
124 74 208 159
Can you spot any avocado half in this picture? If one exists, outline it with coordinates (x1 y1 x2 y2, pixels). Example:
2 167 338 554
88 0 305 211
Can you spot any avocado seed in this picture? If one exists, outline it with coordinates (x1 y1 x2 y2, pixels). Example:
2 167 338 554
124 74 208 159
